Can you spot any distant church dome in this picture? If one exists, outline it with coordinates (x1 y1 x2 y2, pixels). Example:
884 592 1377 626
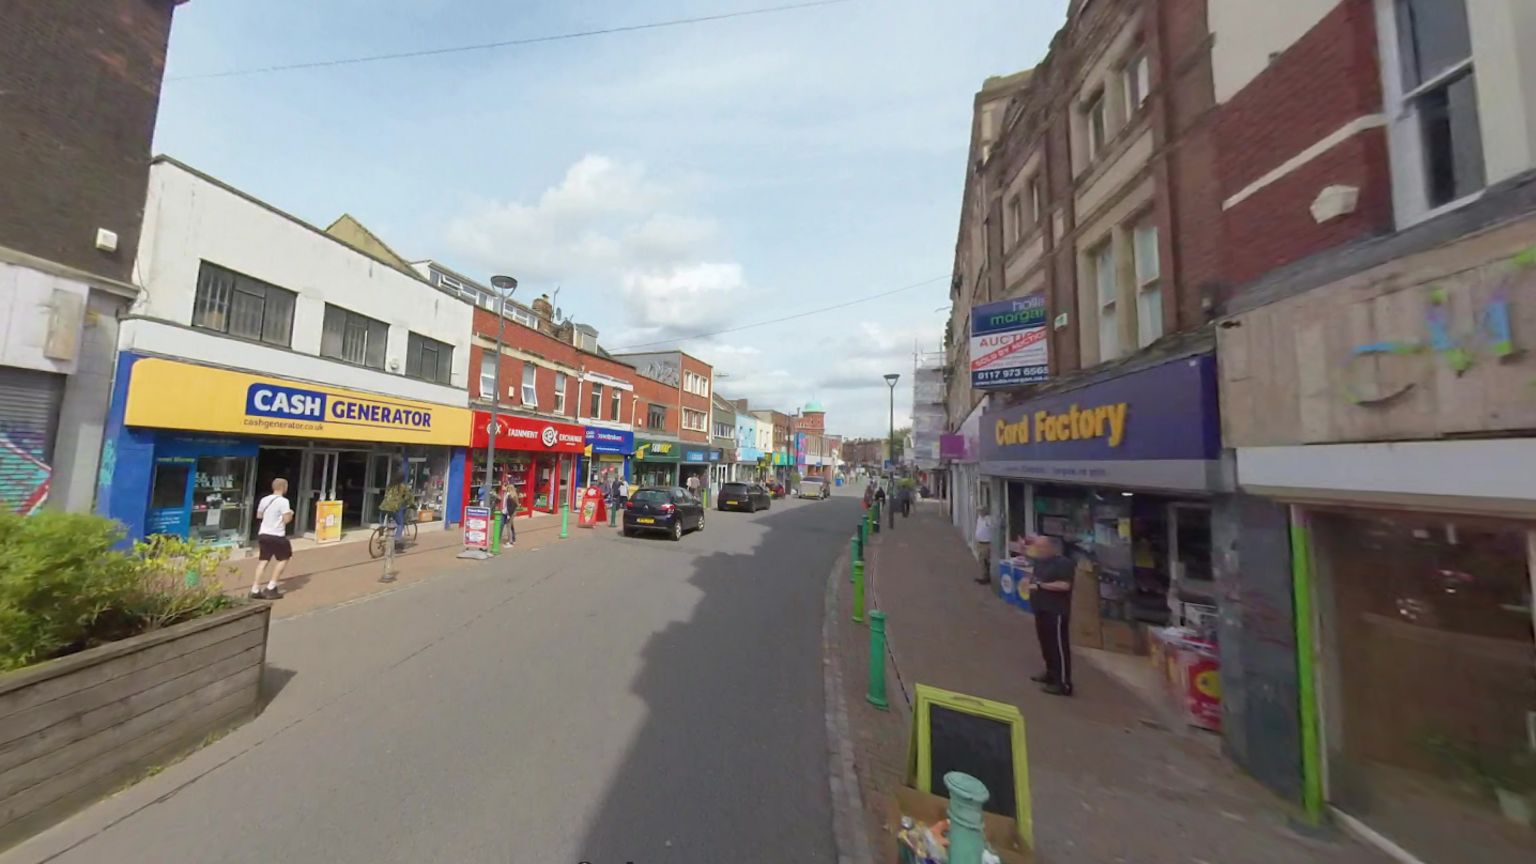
802 400 826 414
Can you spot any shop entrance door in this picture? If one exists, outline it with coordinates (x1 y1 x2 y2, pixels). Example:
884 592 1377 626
1167 503 1214 627
303 450 340 535
364 451 395 526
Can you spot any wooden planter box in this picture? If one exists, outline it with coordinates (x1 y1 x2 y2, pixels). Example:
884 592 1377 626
0 603 271 849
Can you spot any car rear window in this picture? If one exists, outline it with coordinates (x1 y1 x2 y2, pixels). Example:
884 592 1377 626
722 483 749 493
632 490 672 504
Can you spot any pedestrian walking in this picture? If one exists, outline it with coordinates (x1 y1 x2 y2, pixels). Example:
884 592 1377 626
862 481 875 510
608 474 626 526
898 482 913 517
686 473 700 496
1024 535 1076 696
973 505 993 585
501 482 520 547
250 478 293 600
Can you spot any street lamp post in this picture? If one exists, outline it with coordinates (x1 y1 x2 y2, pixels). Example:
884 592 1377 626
884 373 899 530
484 275 518 508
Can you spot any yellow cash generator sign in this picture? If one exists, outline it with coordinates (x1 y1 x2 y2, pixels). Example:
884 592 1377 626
124 358 471 446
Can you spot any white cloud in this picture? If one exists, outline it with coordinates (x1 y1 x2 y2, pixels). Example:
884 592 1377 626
616 261 746 343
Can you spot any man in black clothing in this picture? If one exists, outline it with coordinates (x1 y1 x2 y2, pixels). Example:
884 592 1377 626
1026 535 1075 696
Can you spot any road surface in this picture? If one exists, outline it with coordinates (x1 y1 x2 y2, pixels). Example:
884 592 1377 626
4 490 863 863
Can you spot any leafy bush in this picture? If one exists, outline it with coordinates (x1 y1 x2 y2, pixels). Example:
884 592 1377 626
0 512 236 673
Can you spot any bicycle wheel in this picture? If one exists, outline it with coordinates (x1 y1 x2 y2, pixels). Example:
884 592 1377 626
406 519 418 543
368 527 386 559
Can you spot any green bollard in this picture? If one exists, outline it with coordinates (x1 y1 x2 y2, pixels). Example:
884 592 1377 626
560 502 570 538
866 610 889 710
872 501 881 534
852 561 866 623
850 536 859 581
943 772 991 864
491 512 503 554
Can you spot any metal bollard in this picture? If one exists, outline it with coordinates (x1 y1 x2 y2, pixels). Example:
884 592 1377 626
491 512 503 554
560 502 570 538
943 772 991 864
381 521 398 583
852 560 866 623
866 610 888 709
872 502 881 534
850 536 860 581
888 497 895 531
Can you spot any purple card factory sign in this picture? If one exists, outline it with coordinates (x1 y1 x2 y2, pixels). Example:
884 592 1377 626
939 434 968 460
979 353 1224 492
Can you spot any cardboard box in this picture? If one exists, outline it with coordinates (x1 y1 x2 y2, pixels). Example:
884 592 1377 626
1100 619 1148 656
1070 563 1102 649
892 785 1034 864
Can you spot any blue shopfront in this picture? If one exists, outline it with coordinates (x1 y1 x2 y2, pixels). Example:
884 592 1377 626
581 427 635 486
979 352 1228 650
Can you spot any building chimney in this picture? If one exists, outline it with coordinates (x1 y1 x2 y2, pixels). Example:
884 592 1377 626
531 294 555 334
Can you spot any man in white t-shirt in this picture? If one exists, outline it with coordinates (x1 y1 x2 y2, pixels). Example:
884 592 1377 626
251 477 294 600
974 505 994 585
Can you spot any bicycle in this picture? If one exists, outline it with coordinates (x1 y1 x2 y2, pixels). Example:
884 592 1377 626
368 510 419 559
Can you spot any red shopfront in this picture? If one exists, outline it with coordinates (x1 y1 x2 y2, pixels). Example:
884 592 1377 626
466 412 586 516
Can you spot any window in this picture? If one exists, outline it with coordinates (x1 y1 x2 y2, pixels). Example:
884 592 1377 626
554 372 567 414
521 364 538 407
1028 174 1042 224
1392 0 1484 208
611 388 621 421
511 307 537 328
1123 51 1150 113
321 304 388 369
1132 216 1162 348
192 262 296 347
647 403 667 431
590 383 603 418
1085 90 1108 159
1007 195 1024 245
1093 241 1121 361
405 333 453 385
479 353 497 400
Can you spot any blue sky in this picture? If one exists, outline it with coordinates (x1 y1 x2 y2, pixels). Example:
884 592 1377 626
154 0 1067 436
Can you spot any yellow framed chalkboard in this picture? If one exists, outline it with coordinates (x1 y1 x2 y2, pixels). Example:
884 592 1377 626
906 683 1032 850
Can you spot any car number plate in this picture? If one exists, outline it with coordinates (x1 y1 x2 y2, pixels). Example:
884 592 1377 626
636 517 655 524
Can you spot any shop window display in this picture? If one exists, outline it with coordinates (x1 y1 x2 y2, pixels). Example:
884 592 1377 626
1315 510 1535 864
190 456 253 545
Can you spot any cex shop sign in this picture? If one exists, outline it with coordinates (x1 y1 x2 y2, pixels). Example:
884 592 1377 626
471 411 585 452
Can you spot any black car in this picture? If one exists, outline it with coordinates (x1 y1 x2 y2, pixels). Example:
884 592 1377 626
717 481 772 512
622 486 705 540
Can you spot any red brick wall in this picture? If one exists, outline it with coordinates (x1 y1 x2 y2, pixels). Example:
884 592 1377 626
1214 0 1391 286
471 308 638 424
678 353 712 443
632 374 679 437
0 0 177 282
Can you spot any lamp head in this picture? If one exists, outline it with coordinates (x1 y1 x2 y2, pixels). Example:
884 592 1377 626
490 275 518 293
883 373 900 387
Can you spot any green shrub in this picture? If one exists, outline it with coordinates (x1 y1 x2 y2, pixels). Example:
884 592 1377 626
0 512 237 673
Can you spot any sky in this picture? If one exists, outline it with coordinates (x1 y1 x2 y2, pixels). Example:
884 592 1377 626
153 0 1068 437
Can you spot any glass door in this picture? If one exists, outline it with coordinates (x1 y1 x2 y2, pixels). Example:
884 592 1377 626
364 451 395 526
1168 502 1215 630
304 449 340 534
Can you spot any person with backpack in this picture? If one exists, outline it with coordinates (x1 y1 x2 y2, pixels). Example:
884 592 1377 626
379 476 415 552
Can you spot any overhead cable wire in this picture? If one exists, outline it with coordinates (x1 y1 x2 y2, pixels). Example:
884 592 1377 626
168 0 857 81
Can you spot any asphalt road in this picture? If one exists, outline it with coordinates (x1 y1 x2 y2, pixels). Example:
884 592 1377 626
4 489 864 864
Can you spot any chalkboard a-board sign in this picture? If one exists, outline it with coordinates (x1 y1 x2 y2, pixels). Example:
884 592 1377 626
907 684 1032 850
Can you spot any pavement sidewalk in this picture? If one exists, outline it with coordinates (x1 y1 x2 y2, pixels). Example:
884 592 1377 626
216 512 600 619
830 500 1390 864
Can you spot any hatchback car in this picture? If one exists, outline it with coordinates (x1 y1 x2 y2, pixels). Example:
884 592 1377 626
717 481 772 513
622 486 705 540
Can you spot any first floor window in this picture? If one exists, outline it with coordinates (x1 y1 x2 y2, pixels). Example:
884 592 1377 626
554 372 568 414
589 383 603 418
479 353 497 400
193 262 296 347
406 333 454 385
1132 216 1162 348
611 388 622 421
521 364 538 407
321 304 388 369
1093 241 1120 362
1392 0 1484 208
648 403 667 430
